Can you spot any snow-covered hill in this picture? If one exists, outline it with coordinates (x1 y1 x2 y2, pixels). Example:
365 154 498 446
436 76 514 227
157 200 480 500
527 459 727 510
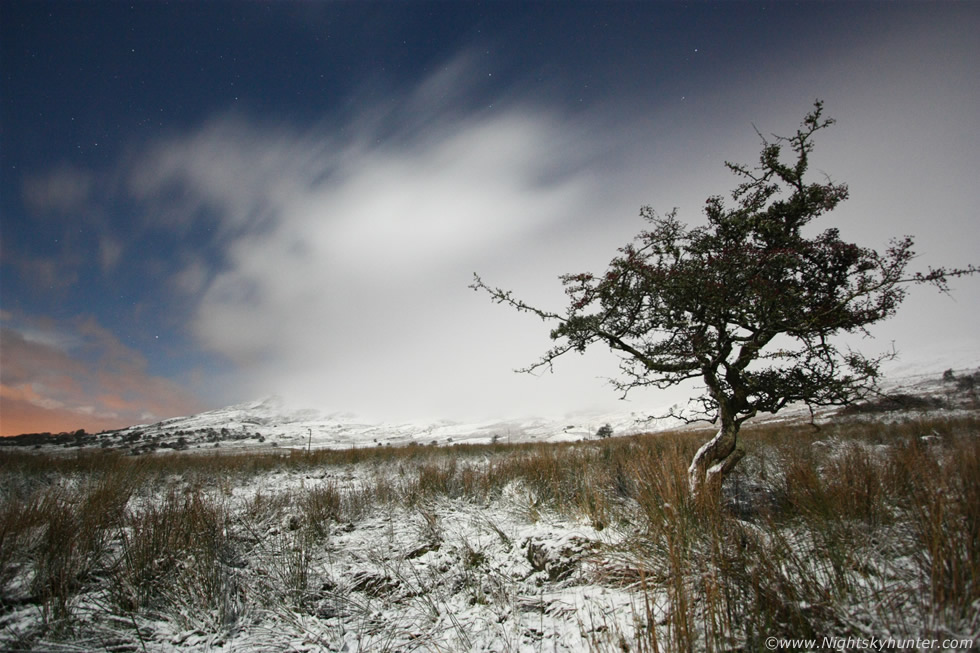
103 395 674 454
5 367 977 454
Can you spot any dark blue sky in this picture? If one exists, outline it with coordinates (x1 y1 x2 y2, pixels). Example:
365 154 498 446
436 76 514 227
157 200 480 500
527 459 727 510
2 1 979 434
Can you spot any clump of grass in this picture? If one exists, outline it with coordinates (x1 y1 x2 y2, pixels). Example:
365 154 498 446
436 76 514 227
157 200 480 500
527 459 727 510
300 483 347 538
264 528 314 609
29 487 83 632
0 466 139 636
901 434 980 625
622 440 713 651
410 458 463 504
111 487 236 629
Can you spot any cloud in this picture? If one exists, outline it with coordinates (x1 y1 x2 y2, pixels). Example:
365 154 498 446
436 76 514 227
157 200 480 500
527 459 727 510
0 315 202 435
15 164 124 281
123 65 653 419
0 247 82 293
98 236 124 272
22 164 93 215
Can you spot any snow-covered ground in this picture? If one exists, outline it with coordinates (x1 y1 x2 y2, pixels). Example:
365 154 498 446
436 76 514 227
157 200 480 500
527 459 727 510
0 449 660 651
2 366 978 651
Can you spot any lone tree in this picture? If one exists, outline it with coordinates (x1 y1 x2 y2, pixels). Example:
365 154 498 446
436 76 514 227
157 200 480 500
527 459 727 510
473 101 977 498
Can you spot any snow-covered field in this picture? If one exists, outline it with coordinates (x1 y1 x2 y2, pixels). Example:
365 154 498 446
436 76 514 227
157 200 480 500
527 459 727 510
0 447 656 651
1 369 978 651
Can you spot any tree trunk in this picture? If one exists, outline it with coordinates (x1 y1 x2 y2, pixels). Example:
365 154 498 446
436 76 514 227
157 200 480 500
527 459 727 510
687 421 745 501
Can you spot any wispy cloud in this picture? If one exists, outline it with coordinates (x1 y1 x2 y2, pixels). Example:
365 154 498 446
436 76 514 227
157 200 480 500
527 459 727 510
21 164 93 215
126 103 624 418
1 251 80 293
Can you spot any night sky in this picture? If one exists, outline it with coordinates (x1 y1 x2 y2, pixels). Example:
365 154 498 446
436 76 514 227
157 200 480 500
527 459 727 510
2 1 979 435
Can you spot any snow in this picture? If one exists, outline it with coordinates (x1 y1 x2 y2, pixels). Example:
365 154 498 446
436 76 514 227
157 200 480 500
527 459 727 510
2 366 978 650
0 461 649 652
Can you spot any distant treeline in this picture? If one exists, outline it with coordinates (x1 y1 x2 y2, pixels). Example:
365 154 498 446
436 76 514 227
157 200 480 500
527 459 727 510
0 429 98 448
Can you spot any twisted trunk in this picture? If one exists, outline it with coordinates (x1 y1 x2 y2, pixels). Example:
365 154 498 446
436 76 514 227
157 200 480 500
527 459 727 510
688 420 745 500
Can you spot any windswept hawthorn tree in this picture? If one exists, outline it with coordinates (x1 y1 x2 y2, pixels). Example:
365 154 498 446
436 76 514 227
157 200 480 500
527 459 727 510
473 101 977 498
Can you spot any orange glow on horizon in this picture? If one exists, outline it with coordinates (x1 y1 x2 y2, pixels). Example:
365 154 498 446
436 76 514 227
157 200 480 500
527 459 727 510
0 396 135 437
